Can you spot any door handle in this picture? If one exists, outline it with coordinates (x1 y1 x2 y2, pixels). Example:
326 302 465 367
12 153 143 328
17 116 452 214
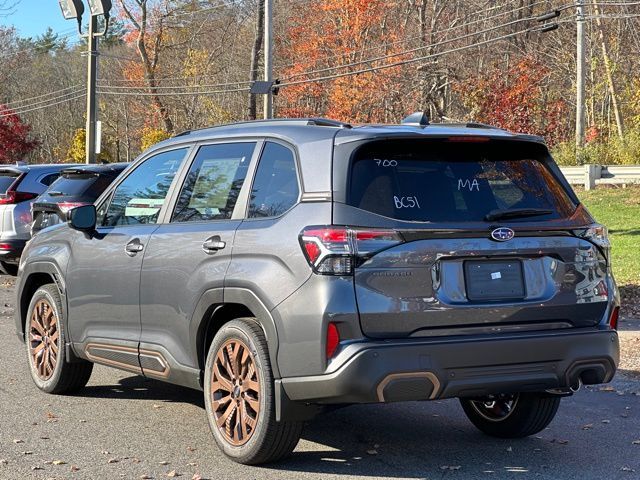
203 236 226 254
125 238 144 256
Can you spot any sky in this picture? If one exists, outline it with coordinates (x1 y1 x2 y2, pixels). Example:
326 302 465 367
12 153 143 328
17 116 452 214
1 0 73 39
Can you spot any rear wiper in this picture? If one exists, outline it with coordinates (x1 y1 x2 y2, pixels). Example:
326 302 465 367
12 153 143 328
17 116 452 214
485 208 553 222
47 191 66 196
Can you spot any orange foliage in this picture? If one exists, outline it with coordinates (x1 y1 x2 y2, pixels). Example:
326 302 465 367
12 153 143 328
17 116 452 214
278 0 408 123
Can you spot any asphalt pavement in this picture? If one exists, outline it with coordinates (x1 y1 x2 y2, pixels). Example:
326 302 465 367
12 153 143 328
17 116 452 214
0 275 639 480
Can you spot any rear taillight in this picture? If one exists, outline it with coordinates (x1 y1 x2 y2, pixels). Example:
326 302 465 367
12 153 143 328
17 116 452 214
609 306 620 330
300 226 403 275
0 190 37 205
326 323 340 359
577 223 610 249
57 202 89 213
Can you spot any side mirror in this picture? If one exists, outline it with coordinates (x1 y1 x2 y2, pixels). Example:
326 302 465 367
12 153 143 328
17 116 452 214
68 204 96 232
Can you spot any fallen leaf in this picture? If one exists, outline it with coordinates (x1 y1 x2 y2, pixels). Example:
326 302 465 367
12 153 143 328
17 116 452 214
191 475 202 480
52 460 66 465
602 419 611 424
31 466 43 471
22 451 33 455
599 386 616 392
186 462 197 467
506 446 513 452
153 404 163 409
132 457 141 463
621 466 636 472
40 436 50 440
0 459 8 465
366 449 378 455
440 465 461 470
159 461 170 465
140 475 153 480
167 471 180 478
107 458 119 464
101 450 110 455
13 439 24 444
632 440 640 445
186 446 196 452
582 424 593 430
557 439 569 445
71 465 80 472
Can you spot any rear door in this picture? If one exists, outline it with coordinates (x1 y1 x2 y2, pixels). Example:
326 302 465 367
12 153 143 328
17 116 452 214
139 141 258 373
333 138 607 338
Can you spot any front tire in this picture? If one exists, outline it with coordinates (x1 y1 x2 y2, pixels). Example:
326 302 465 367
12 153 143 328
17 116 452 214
204 318 303 464
460 393 561 438
25 284 93 394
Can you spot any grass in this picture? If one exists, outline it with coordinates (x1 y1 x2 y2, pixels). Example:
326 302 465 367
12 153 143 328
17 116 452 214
577 185 640 286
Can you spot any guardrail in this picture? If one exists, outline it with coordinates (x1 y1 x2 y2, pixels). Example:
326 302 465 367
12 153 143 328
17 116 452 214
559 165 640 190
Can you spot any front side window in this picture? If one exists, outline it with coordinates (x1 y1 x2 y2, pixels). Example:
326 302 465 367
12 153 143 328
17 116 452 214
248 142 299 218
172 142 255 223
102 148 188 227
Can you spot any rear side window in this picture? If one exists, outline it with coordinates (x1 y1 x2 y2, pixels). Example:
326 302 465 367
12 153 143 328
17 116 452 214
0 173 19 194
348 140 576 223
248 142 299 218
172 142 255 223
39 173 59 187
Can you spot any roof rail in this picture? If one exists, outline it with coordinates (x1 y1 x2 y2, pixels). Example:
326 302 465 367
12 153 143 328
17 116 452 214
173 117 352 138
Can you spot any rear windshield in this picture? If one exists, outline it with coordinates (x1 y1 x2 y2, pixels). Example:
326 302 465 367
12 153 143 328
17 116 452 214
0 173 19 194
348 140 577 223
46 173 116 201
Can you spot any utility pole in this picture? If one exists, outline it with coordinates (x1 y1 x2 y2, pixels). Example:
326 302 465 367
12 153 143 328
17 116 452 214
263 0 273 119
85 15 99 164
575 0 586 161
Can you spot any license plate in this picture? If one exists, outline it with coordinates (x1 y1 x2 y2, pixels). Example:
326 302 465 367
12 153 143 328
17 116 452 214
464 260 525 301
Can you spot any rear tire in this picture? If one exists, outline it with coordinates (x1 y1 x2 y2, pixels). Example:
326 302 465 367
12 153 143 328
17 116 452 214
0 261 18 276
25 284 93 394
204 318 303 465
460 392 560 438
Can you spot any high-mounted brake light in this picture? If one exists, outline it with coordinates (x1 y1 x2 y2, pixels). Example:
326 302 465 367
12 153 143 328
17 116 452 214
445 136 491 143
300 226 403 275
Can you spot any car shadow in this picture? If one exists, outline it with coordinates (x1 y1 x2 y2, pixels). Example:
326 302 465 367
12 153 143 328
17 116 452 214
72 376 572 478
73 374 205 408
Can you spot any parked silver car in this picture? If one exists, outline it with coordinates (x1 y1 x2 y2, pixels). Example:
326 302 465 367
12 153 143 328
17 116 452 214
0 164 75 275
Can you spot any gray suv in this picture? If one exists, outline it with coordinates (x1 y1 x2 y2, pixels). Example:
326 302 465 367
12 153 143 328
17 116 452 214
15 117 620 465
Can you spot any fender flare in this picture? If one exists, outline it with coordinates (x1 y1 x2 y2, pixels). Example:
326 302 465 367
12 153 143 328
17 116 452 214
189 287 281 379
16 261 67 341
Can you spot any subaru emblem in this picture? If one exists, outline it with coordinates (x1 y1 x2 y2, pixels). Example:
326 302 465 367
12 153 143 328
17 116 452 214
491 227 515 242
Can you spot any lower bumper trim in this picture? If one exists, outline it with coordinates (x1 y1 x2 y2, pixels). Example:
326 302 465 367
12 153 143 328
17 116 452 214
281 329 619 404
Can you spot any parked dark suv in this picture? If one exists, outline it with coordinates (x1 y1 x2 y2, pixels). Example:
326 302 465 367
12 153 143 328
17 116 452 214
31 163 129 235
15 117 619 465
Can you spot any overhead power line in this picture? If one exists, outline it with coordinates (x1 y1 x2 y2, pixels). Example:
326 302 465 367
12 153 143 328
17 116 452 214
0 93 86 118
1 84 83 108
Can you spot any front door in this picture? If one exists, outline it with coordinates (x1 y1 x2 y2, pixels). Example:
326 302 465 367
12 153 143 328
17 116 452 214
67 147 190 366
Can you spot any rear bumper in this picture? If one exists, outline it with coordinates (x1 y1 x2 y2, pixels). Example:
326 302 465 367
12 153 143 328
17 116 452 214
281 329 619 404
0 238 26 263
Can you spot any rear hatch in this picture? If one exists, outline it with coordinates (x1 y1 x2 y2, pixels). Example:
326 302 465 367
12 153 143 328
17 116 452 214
332 137 610 338
32 169 118 234
0 168 26 236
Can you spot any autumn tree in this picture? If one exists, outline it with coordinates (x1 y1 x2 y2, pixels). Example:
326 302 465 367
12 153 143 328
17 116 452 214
0 106 39 164
456 57 570 146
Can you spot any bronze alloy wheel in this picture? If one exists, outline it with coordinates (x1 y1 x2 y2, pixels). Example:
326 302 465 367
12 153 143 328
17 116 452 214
29 299 59 381
210 338 261 446
470 394 520 422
